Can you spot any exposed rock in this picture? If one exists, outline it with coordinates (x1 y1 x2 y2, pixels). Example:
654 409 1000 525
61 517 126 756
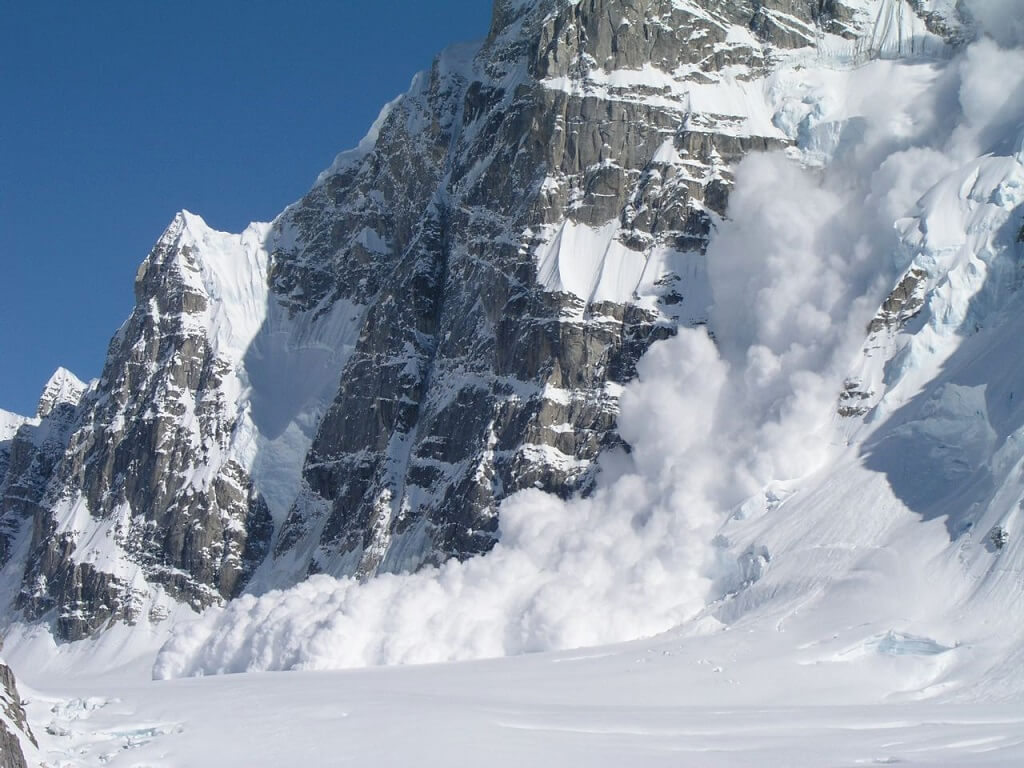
271 0 824 579
868 267 928 334
988 525 1009 552
14 218 274 639
838 378 874 418
0 371 86 571
0 661 35 768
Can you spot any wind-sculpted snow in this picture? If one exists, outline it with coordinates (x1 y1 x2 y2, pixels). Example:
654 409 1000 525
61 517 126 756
155 6 1024 678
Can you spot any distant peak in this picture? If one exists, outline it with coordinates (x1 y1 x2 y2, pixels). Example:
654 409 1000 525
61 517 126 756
176 209 217 239
177 209 208 228
154 211 238 254
37 366 87 418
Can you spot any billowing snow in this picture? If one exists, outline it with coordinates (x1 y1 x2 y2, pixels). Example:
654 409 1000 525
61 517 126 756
140 28 1021 688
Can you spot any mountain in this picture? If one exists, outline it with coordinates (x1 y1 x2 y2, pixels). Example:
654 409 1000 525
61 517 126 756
0 660 37 768
0 0 901 641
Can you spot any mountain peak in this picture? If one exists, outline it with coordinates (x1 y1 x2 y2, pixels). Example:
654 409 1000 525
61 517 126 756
36 366 86 419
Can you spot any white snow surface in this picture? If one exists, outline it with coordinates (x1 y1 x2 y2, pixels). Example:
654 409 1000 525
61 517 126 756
13 622 1024 767
0 409 29 442
534 219 703 310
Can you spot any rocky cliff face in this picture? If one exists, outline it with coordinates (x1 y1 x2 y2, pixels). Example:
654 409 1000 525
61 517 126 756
0 661 36 768
10 219 278 641
0 371 85 570
268 0 872 580
0 371 88 645
0 0 958 641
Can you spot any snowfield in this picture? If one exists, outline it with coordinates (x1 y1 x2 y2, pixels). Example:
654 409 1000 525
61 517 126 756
12 609 1024 766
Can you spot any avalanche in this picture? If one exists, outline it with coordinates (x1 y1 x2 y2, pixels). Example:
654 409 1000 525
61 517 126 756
142 3 1024 686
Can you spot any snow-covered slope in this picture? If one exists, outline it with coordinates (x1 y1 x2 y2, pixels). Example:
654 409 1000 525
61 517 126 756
11 624 1024 767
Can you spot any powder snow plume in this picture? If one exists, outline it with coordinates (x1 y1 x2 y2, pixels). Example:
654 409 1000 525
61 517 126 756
154 14 1024 678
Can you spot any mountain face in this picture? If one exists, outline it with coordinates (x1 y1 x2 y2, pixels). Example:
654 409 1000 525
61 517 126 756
0 0 969 642
0 660 37 768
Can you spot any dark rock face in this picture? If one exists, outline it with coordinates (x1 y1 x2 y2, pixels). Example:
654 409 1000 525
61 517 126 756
0 662 35 768
11 220 273 640
3 0 937 640
270 0 823 578
0 723 27 768
0 372 84 570
838 378 874 418
868 267 928 334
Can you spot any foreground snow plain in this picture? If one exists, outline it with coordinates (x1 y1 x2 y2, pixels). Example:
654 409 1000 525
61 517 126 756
14 602 1024 767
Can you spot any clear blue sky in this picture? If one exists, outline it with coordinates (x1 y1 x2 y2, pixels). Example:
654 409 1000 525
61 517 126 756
0 0 492 415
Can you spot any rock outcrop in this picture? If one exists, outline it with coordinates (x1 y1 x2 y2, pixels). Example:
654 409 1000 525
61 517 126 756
0 661 36 768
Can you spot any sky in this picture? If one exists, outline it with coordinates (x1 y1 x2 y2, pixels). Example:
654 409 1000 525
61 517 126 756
0 0 492 415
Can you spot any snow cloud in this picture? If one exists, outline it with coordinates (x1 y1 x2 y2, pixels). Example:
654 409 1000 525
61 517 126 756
963 0 1024 49
952 38 1024 158
154 26 1024 678
155 332 732 675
